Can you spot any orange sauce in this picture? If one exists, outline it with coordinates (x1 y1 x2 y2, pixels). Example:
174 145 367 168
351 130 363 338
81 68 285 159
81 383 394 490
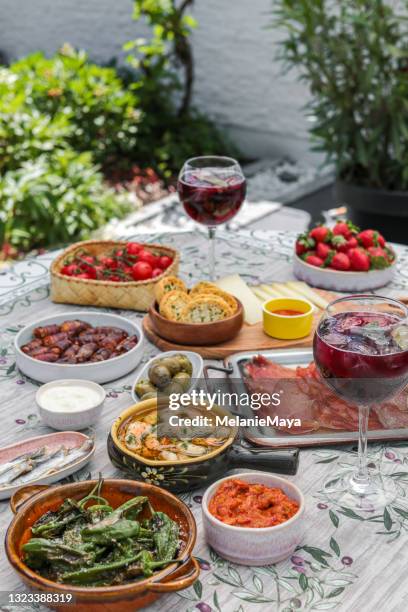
208 479 299 528
271 309 304 316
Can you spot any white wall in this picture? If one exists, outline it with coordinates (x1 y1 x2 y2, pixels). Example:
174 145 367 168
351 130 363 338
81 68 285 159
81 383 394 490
0 0 312 160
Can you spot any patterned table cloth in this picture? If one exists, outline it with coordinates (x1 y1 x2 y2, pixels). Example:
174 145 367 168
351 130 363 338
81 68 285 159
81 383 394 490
1 229 408 612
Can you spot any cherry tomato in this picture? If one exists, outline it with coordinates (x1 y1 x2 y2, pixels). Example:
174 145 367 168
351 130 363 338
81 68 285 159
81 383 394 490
123 266 134 277
100 256 117 270
61 264 79 276
108 275 121 282
152 267 163 278
138 249 157 267
158 255 173 270
80 255 94 266
116 249 124 258
126 242 143 256
132 261 153 281
76 273 91 280
94 265 105 279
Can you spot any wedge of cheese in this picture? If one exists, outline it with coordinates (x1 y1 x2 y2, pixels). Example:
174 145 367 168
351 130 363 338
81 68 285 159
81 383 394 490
216 274 262 324
286 281 329 309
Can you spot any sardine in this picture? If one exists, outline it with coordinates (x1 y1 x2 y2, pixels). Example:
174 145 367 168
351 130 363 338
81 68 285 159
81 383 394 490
0 439 93 489
0 446 47 479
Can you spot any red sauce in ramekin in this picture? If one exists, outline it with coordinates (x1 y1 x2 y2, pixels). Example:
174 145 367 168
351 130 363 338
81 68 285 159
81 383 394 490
271 309 304 316
208 479 300 528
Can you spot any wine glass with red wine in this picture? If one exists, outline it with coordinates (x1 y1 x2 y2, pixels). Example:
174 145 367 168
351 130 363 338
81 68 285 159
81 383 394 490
177 156 246 280
314 295 408 511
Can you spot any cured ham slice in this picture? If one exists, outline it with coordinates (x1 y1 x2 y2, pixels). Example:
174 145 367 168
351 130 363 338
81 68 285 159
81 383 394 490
243 355 386 434
244 355 320 434
374 390 408 429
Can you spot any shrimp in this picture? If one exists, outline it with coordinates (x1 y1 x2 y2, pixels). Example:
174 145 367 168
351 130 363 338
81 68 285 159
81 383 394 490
176 442 207 457
127 421 152 439
160 450 178 461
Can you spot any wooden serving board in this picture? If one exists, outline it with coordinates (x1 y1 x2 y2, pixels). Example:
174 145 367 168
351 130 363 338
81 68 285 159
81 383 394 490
143 289 337 359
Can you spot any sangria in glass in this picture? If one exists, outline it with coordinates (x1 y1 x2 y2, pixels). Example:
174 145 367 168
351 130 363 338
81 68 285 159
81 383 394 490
314 295 408 511
177 156 246 280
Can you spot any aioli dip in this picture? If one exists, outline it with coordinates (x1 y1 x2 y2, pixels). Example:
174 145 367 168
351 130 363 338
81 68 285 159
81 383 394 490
39 384 102 413
208 478 299 528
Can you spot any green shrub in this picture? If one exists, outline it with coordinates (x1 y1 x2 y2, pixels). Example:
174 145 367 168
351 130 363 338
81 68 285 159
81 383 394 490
0 149 132 252
7 46 140 165
124 0 238 178
0 76 71 173
274 0 408 190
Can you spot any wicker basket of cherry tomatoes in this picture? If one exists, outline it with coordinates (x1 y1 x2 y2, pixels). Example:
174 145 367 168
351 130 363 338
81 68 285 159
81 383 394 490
50 240 179 311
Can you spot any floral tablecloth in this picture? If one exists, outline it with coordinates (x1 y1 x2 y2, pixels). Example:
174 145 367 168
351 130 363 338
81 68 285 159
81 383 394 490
1 229 408 612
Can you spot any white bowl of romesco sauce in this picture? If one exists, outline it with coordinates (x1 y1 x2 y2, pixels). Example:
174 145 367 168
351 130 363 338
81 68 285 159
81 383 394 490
202 472 305 565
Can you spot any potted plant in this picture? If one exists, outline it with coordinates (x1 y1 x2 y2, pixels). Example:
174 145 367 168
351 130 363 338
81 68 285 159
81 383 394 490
274 0 408 243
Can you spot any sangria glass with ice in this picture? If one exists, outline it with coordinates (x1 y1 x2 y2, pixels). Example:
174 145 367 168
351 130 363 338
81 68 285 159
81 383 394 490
314 295 408 511
177 156 246 280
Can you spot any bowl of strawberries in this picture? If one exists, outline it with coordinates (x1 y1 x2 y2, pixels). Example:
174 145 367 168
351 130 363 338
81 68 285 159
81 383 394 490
50 240 179 311
293 220 396 291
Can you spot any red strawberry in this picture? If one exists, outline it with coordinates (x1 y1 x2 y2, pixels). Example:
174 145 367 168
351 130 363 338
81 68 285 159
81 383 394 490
368 246 390 269
358 229 385 249
309 226 331 243
330 252 351 271
295 233 315 256
333 220 359 240
305 253 324 267
335 236 358 253
316 242 331 260
348 247 370 271
331 234 347 250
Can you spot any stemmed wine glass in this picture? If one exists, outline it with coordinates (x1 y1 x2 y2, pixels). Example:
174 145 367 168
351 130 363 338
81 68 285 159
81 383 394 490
313 295 408 511
177 156 246 280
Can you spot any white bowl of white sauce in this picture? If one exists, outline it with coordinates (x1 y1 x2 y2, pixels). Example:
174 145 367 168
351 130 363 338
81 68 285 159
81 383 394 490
36 379 106 431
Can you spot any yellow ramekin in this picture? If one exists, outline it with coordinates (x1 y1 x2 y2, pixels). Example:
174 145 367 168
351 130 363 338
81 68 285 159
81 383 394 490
262 297 314 340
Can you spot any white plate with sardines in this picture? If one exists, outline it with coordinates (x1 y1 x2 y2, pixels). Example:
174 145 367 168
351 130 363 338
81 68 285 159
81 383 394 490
0 431 94 500
14 312 144 384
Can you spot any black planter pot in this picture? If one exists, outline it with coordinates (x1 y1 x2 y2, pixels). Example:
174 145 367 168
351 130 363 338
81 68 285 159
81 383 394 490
335 180 408 245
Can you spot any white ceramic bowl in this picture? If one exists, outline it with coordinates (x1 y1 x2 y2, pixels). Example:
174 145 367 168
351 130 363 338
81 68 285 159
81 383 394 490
15 311 144 384
36 379 106 431
131 350 204 403
202 472 305 566
293 254 396 291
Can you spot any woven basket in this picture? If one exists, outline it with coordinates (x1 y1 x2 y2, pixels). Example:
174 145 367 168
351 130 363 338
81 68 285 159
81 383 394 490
50 240 180 312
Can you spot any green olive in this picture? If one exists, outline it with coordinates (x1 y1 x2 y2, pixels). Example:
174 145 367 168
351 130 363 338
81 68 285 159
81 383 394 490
141 391 158 401
159 356 183 376
148 364 172 389
175 355 193 375
162 380 185 395
135 379 156 398
173 371 192 391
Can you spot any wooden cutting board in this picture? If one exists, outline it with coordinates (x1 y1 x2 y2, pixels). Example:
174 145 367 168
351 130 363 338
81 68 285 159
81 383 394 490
143 289 337 359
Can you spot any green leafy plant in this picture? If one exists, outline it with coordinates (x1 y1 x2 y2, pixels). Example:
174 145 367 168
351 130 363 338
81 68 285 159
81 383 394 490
0 149 132 252
5 46 140 165
0 78 71 173
274 0 408 190
125 0 238 177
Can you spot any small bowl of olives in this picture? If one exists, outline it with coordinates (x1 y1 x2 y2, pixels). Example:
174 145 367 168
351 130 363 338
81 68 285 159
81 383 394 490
131 351 204 403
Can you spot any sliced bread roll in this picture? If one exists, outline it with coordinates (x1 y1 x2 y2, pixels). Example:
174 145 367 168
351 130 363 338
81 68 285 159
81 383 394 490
159 290 191 321
154 275 187 304
180 295 233 323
